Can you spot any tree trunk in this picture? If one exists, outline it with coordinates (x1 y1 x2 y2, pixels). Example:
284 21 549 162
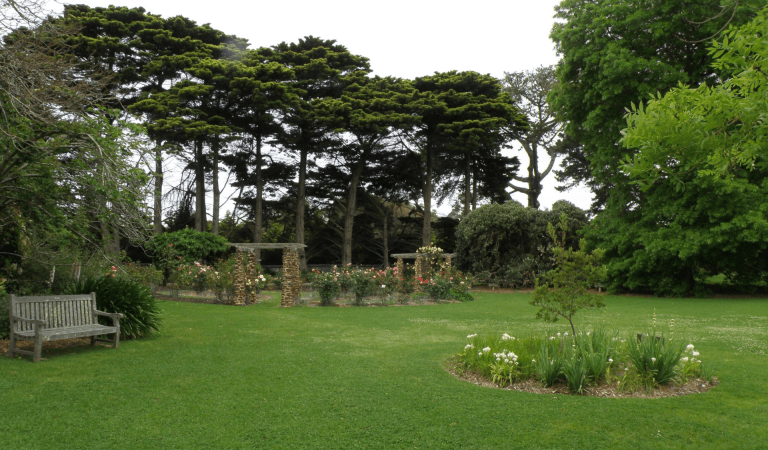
421 143 433 247
194 139 207 232
382 207 389 268
296 148 307 270
212 137 220 236
153 144 163 235
254 136 263 262
471 169 478 211
463 153 471 217
527 142 541 209
342 149 369 265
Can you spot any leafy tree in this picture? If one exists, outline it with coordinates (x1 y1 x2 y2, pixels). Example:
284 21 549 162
1 0 149 267
604 7 768 294
531 215 607 341
314 75 418 264
403 71 525 246
503 66 565 208
549 0 764 209
226 49 299 258
263 36 371 269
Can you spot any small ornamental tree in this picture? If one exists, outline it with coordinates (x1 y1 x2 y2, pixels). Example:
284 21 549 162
531 214 607 342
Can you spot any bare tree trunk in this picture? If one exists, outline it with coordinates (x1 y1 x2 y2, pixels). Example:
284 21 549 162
463 154 471 217
296 149 307 270
194 139 207 232
421 144 433 247
342 149 369 265
528 142 541 209
254 137 263 262
471 169 478 211
153 144 163 235
212 137 220 235
382 207 389 268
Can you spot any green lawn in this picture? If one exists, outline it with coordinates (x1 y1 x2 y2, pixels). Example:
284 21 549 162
2 292 767 449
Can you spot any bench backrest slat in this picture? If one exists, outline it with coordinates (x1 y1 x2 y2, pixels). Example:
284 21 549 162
10 294 97 332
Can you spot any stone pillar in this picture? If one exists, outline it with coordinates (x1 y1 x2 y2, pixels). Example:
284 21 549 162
414 255 423 292
444 254 452 270
281 247 301 307
246 252 257 304
396 258 404 277
233 251 246 306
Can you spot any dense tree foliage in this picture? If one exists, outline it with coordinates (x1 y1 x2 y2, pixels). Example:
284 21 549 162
599 8 768 295
549 0 764 208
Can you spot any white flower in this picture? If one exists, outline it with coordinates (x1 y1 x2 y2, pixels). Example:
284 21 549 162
482 347 491 353
532 359 536 363
692 351 700 357
608 358 613 363
587 331 590 336
381 285 386 288
504 359 509 363
651 357 656 362
467 334 477 339
549 336 556 340
557 332 561 337
564 332 568 336
478 352 482 356
681 357 689 362
501 333 512 340
465 344 473 350
686 344 695 351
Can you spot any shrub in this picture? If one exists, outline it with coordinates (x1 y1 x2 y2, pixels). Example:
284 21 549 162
455 201 587 288
350 269 377 305
119 263 163 287
422 276 452 301
61 276 162 339
310 271 341 306
146 228 230 279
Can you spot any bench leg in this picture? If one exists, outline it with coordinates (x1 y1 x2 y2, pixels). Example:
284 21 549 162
113 331 120 349
8 332 16 358
91 336 97 346
33 332 43 363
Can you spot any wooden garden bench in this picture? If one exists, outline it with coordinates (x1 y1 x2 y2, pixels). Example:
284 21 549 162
8 293 124 362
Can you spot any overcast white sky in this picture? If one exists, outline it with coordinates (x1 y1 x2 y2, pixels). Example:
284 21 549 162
52 0 594 212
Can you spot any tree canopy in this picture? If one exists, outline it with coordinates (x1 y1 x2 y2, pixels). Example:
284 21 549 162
602 7 768 295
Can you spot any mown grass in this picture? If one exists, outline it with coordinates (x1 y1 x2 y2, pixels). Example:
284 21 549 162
1 292 767 449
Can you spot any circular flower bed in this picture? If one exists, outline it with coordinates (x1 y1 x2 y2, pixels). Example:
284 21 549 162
449 331 717 397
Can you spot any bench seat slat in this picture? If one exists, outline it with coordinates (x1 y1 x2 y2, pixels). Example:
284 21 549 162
13 324 118 341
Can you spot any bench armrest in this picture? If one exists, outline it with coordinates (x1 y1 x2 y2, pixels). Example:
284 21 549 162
10 315 47 327
95 310 123 328
94 310 124 319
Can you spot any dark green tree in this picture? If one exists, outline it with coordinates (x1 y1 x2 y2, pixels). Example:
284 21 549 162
404 71 525 246
549 0 764 209
263 36 371 269
314 75 418 265
603 8 768 295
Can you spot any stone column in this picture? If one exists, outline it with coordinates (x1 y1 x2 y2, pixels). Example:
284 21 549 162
396 257 404 277
233 250 246 306
444 254 452 270
414 255 423 292
281 247 301 307
247 252 257 304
